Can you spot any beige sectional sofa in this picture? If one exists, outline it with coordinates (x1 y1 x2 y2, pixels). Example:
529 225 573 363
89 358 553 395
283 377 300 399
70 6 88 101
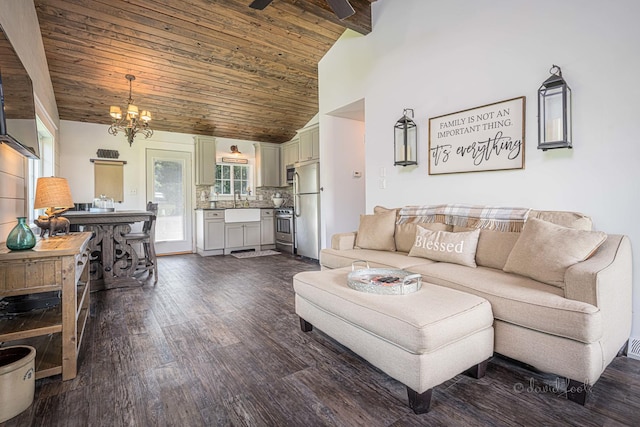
318 205 632 404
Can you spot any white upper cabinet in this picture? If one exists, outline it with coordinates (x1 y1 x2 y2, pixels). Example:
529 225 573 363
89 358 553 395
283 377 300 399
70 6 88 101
194 136 216 185
298 124 319 162
283 138 299 167
254 142 281 187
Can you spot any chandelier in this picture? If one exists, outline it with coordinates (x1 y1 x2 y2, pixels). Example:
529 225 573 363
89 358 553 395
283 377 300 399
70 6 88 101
108 74 153 146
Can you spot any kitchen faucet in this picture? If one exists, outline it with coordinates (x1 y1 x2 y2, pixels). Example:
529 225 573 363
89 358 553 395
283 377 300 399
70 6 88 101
234 190 239 208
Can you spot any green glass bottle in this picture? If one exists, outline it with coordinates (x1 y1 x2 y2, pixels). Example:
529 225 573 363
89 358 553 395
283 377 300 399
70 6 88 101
6 217 37 250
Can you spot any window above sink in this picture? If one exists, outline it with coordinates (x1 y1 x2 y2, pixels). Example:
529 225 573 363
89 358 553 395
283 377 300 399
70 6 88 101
214 163 253 196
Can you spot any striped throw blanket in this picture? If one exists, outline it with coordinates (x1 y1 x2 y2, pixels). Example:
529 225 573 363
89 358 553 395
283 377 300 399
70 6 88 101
398 204 531 232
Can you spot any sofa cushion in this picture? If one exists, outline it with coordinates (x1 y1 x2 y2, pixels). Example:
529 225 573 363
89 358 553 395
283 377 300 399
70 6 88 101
373 205 397 215
529 210 592 231
503 218 607 288
409 227 480 268
320 247 436 270
476 230 521 270
454 226 521 270
293 268 493 354
407 262 602 343
355 210 397 251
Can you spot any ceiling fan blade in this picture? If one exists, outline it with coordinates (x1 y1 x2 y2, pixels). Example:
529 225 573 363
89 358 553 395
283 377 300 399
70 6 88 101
249 0 274 10
326 0 355 20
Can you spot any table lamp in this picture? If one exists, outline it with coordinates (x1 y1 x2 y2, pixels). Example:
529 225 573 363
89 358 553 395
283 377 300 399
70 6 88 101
34 177 75 218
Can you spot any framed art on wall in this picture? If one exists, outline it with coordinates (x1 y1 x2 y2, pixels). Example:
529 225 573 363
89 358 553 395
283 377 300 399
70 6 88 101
428 96 525 175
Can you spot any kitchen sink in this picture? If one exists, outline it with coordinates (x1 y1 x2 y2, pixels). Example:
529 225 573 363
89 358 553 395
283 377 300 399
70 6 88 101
224 208 261 223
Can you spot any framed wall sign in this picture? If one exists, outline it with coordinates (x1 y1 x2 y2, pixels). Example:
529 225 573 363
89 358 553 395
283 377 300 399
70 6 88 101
428 96 525 175
221 156 249 164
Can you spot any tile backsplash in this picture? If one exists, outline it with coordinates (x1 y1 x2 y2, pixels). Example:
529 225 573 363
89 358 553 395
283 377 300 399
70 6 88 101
195 185 293 209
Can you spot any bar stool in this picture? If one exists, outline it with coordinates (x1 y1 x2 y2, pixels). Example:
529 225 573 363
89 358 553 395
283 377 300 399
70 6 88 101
123 201 158 285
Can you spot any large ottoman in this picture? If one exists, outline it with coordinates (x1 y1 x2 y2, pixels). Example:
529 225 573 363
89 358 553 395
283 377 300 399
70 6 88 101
293 268 494 413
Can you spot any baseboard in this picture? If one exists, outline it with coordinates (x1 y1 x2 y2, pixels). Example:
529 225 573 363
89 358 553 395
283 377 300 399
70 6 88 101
628 337 640 360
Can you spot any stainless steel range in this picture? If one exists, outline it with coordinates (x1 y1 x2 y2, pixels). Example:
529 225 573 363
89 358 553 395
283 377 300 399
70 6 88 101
275 207 295 254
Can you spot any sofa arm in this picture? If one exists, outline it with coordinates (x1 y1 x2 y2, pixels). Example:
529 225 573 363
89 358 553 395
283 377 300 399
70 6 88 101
565 235 632 307
331 232 357 250
565 235 632 364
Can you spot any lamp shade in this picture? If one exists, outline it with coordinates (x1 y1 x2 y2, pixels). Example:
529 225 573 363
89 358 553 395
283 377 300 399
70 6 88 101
127 104 139 118
34 177 75 210
109 106 122 119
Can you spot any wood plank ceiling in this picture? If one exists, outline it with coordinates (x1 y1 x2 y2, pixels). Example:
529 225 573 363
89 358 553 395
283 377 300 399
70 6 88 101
34 0 375 143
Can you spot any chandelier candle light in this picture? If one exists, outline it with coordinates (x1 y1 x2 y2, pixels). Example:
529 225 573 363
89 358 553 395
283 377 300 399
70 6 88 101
108 74 153 146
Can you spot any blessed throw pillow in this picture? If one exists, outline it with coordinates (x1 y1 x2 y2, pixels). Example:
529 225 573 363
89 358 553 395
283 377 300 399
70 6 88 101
503 218 607 288
395 222 452 253
354 210 397 251
408 226 480 267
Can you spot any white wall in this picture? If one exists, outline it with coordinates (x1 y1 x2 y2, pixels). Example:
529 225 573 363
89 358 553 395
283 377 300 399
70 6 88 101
318 30 371 246
319 0 640 335
319 116 366 248
59 120 278 208
59 121 195 210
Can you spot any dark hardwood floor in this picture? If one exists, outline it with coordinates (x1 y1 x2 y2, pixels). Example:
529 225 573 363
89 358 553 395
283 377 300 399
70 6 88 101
3 253 640 426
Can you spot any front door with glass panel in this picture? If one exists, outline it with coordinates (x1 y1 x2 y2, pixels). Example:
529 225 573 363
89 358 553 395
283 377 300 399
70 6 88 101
146 149 193 254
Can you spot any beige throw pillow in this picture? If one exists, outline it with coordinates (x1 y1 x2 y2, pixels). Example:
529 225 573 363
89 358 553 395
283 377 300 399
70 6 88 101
408 226 480 267
476 230 521 270
354 210 397 251
503 218 607 287
529 210 593 231
453 225 521 269
373 205 397 215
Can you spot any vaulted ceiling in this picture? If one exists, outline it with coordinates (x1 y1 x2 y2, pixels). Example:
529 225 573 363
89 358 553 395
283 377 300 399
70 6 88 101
34 0 376 143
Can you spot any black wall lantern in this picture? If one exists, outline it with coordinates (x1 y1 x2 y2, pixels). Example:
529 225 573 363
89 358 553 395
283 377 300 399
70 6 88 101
538 65 572 151
394 108 417 166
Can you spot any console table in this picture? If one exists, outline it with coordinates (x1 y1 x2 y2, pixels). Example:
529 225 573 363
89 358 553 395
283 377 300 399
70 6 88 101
0 232 92 380
63 210 153 289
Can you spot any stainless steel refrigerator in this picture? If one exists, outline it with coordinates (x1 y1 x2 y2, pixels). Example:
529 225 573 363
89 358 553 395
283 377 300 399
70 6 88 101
294 162 320 259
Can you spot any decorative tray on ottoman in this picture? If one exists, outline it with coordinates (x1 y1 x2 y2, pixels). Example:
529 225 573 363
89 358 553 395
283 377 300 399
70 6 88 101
347 261 422 295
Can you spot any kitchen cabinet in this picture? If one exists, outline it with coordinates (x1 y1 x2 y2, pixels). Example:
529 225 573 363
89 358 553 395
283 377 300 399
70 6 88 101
194 136 216 185
0 232 92 380
261 209 275 249
298 124 319 162
254 142 280 187
280 138 299 186
224 222 261 254
196 210 225 256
